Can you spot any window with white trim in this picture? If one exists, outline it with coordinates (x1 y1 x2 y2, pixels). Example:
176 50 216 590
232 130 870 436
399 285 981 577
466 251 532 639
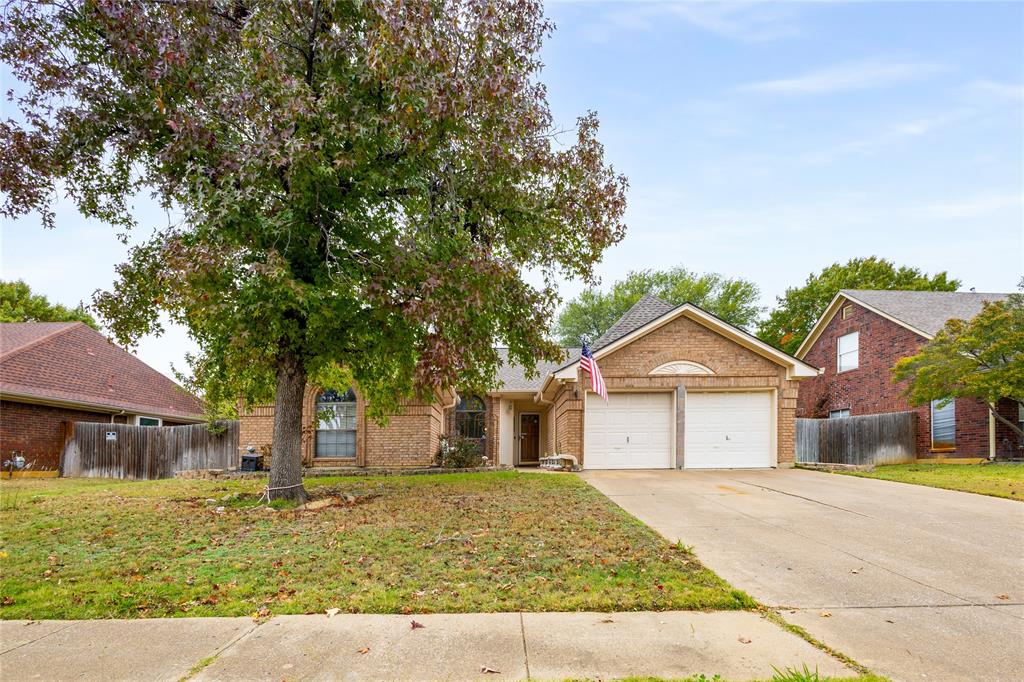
837 332 859 372
316 388 357 458
829 409 850 419
930 399 956 450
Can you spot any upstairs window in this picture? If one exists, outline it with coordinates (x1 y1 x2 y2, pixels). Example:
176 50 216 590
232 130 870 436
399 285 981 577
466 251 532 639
837 332 859 372
930 399 956 450
316 388 357 458
455 395 486 442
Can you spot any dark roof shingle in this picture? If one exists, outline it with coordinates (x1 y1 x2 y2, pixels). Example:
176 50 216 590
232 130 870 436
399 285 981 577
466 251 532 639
841 289 1011 337
0 322 204 419
493 347 578 392
591 294 675 350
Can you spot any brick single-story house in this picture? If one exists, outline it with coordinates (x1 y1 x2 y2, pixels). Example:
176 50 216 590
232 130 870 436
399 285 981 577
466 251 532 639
0 322 205 473
240 294 818 469
795 289 1021 459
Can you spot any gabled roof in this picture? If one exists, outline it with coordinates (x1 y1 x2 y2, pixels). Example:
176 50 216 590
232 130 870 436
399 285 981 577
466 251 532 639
796 289 1012 358
492 347 579 392
539 299 818 396
591 294 675 350
0 322 204 420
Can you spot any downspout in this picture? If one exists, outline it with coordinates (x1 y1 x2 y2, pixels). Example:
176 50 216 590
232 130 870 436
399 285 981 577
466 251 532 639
989 409 996 461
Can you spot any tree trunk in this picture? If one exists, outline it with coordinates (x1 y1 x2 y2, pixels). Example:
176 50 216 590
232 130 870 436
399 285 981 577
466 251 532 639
268 349 308 502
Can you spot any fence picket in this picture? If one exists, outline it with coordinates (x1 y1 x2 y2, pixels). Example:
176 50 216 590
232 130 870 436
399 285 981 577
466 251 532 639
796 412 917 465
61 421 239 480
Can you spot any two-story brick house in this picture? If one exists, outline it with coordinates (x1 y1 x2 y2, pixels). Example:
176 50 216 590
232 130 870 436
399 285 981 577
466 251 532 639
795 290 1021 459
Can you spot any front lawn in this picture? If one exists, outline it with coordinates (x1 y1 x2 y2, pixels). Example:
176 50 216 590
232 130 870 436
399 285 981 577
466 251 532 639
842 463 1024 500
0 471 750 619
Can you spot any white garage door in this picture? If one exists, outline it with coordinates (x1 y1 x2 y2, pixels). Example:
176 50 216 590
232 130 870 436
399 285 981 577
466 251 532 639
684 391 773 469
585 392 672 469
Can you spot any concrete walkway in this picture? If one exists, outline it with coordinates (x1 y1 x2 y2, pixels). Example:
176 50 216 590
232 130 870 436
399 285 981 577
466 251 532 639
582 468 1024 682
1 610 853 681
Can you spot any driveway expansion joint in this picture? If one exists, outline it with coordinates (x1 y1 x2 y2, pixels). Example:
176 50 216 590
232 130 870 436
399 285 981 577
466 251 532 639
0 621 79 656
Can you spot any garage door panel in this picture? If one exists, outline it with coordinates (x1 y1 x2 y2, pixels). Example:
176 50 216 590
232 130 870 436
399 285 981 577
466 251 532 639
684 391 772 469
585 392 672 469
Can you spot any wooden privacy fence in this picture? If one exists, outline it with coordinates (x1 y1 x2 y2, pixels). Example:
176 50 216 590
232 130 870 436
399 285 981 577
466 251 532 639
796 412 917 466
62 421 239 479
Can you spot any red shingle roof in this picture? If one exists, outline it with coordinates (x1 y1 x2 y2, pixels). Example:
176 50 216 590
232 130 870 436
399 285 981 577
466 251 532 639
0 322 204 420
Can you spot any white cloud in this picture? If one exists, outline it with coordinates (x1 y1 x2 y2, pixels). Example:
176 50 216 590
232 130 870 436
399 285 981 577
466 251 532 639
577 1 805 44
739 59 946 94
923 192 1023 220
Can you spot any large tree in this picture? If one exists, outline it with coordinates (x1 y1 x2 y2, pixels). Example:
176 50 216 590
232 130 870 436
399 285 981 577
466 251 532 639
0 279 99 328
759 257 959 355
554 267 761 346
893 287 1024 444
1 1 627 500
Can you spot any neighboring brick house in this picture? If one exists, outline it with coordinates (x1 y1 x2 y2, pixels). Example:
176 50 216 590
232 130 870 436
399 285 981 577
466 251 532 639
795 290 1021 459
241 295 817 469
0 322 205 473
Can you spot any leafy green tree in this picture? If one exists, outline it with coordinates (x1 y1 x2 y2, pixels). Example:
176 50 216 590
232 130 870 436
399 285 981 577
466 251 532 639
760 257 959 355
0 280 98 329
1 1 626 500
893 287 1024 442
554 267 761 346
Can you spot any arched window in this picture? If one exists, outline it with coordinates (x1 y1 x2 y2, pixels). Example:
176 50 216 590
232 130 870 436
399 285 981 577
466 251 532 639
315 388 357 458
455 395 486 442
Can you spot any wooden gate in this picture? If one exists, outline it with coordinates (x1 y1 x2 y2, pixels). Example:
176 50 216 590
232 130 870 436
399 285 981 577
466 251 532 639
62 421 239 479
796 412 917 466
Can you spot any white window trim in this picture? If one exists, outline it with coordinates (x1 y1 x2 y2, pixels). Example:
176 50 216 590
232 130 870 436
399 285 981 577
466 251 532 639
829 409 850 419
837 332 859 373
135 415 162 426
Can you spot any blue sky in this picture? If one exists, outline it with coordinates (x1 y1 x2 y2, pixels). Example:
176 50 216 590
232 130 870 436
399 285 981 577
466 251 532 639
2 1 1022 379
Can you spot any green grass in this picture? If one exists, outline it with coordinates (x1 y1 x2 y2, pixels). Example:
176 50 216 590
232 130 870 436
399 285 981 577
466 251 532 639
561 671 888 682
0 471 751 619
841 462 1024 500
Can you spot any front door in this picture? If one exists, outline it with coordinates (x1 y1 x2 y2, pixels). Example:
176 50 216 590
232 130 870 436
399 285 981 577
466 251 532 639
519 414 540 464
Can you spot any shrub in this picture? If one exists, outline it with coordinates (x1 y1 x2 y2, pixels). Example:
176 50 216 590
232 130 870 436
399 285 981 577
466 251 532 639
437 435 486 469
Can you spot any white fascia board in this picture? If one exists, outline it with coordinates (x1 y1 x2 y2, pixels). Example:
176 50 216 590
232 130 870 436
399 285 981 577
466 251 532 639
796 292 934 359
591 304 819 378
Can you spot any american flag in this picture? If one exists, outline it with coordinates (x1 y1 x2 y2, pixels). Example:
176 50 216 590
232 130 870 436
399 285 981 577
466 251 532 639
580 344 608 401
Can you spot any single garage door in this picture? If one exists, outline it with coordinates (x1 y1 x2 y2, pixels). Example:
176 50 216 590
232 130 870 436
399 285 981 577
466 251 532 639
684 391 772 469
585 392 672 469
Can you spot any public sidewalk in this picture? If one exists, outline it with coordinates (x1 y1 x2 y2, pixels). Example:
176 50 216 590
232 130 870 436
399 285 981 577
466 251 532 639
0 610 855 681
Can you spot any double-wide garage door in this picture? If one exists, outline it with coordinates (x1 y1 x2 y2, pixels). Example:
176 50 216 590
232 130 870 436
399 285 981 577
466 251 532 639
584 391 772 469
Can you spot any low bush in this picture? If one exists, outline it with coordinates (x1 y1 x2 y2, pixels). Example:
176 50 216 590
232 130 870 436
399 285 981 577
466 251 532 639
436 435 486 468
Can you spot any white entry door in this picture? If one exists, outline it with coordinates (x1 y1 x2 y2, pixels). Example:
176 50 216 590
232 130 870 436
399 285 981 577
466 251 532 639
585 392 672 469
684 391 773 469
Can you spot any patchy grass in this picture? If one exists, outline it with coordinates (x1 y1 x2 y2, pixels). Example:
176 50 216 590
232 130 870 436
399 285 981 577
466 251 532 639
841 463 1024 500
561 672 888 682
0 471 751 619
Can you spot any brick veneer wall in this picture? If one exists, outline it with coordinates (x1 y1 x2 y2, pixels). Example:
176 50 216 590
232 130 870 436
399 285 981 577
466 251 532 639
239 385 444 468
549 312 801 467
796 300 1018 458
0 400 114 471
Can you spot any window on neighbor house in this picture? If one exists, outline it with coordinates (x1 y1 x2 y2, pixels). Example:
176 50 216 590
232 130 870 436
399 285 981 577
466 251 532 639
136 416 161 426
930 399 956 450
837 332 859 372
316 388 357 458
829 409 850 419
455 395 486 442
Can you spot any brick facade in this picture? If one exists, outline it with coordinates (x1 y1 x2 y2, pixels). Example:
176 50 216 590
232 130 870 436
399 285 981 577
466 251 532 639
239 385 447 468
797 301 1022 458
546 312 802 467
0 400 189 471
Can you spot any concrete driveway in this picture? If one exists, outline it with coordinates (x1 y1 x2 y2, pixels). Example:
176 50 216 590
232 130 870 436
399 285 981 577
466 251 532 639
581 468 1024 682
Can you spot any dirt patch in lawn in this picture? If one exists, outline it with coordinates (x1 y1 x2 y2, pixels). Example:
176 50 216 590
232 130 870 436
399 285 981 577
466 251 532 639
0 471 751 619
